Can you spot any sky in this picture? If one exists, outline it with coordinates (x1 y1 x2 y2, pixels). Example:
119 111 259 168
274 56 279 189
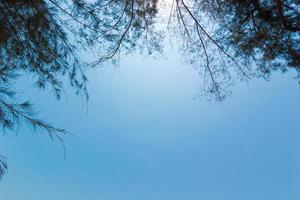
0 49 300 200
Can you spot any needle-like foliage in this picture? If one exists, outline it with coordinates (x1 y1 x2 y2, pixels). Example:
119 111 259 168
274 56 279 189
0 0 299 180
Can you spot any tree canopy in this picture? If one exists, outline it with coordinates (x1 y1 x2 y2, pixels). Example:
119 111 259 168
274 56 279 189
0 0 299 179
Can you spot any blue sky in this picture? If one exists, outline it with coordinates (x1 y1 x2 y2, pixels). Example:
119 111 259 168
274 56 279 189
0 50 300 200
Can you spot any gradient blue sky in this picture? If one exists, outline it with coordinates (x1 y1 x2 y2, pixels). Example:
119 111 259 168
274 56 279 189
0 50 300 200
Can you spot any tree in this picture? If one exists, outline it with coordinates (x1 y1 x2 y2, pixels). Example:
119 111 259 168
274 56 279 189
0 0 163 135
167 0 251 101
193 0 300 81
0 0 299 179
0 0 95 179
0 155 7 180
0 0 162 179
166 0 299 100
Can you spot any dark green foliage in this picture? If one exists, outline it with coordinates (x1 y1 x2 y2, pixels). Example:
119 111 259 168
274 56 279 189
0 0 299 179
89 0 162 65
0 0 162 135
0 0 298 132
0 0 95 179
0 0 92 99
168 0 299 100
0 0 161 179
0 155 7 180
197 0 300 79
